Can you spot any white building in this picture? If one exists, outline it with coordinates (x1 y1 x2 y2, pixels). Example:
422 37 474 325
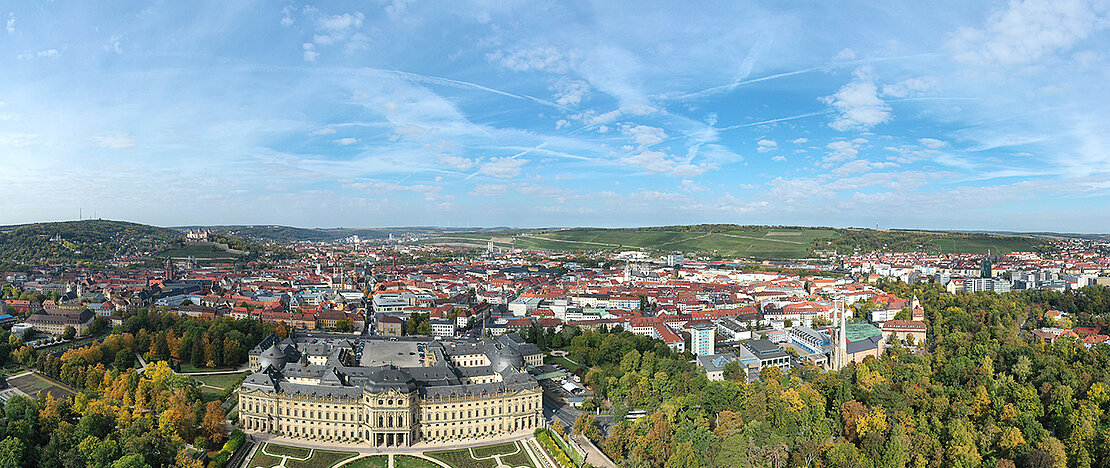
507 297 542 317
690 321 716 356
430 319 456 337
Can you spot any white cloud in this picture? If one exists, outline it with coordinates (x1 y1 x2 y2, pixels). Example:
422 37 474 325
311 127 336 136
104 35 123 54
552 79 589 107
300 8 366 58
347 181 442 201
831 159 898 175
620 150 715 177
0 132 37 147
825 139 867 164
515 183 576 201
334 137 358 145
92 132 136 149
346 33 370 53
435 153 474 171
479 157 527 178
488 46 574 73
918 138 948 149
303 43 318 62
772 155 787 162
792 138 808 144
680 179 707 193
620 124 667 146
17 49 61 60
756 139 778 153
472 184 511 197
318 12 364 31
948 0 1108 66
281 6 295 26
385 0 415 21
834 48 857 61
823 70 892 131
6 12 14 34
881 76 937 98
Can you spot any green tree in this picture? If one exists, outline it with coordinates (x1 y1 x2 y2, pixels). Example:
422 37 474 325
573 413 602 443
335 319 354 332
63 325 76 340
0 437 24 468
112 454 151 468
115 349 135 369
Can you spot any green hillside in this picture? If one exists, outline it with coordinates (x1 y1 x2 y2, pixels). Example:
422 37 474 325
423 226 840 259
175 225 510 243
422 225 1053 259
0 220 181 265
828 229 1051 255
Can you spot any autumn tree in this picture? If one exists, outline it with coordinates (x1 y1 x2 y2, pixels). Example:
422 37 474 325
573 413 602 443
201 401 228 446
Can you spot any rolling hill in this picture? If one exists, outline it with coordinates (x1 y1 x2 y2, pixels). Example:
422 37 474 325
173 225 510 243
420 225 1054 259
0 220 181 265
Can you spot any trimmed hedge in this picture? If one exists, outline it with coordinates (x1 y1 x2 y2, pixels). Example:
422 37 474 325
536 429 573 468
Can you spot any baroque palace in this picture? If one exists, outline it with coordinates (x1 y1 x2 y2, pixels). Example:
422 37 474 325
238 333 545 447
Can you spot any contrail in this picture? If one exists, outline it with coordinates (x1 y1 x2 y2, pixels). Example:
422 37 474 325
715 110 832 131
674 53 939 101
676 67 821 100
888 97 979 102
369 68 558 108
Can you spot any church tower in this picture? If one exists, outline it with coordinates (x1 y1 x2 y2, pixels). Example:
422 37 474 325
831 300 849 371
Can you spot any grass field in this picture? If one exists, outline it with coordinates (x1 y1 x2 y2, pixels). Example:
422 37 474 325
343 456 389 468
471 442 518 458
8 373 74 398
194 372 249 389
200 387 223 402
424 227 839 259
246 443 356 468
427 441 534 468
500 448 536 468
426 449 500 468
544 356 583 374
265 444 311 458
393 456 439 468
178 363 235 373
156 243 241 260
928 237 1041 254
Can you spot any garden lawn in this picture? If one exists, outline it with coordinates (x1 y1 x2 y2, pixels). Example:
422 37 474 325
342 456 388 468
178 363 235 373
544 356 583 374
471 441 518 458
393 455 439 468
499 446 536 468
247 444 357 468
194 371 249 389
426 448 498 468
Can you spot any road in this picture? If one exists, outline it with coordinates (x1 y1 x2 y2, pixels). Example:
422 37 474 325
543 397 580 428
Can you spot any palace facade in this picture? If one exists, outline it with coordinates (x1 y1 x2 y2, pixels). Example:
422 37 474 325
238 333 545 447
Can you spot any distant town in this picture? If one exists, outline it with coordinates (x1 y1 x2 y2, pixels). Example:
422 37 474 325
0 225 1106 467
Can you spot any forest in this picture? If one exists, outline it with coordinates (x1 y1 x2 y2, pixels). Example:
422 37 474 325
540 284 1110 468
0 310 271 467
0 220 180 268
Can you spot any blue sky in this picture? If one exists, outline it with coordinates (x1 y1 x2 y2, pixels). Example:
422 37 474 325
2 1 1110 231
